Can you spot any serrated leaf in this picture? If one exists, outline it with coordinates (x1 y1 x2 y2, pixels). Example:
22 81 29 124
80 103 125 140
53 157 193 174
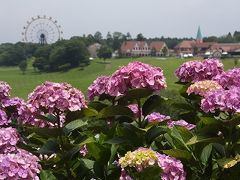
25 126 60 138
63 119 87 134
98 105 134 118
142 95 167 116
186 135 221 145
145 126 167 145
162 149 192 160
38 139 59 155
200 144 213 165
40 170 57 180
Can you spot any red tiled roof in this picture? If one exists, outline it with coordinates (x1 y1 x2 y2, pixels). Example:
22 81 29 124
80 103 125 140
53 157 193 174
175 40 196 49
149 41 165 51
210 43 240 52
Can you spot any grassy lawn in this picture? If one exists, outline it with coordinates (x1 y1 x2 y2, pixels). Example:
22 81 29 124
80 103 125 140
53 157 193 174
0 57 239 99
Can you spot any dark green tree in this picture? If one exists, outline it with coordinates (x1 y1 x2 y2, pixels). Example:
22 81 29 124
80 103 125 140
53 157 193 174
94 31 103 43
18 60 27 74
97 46 112 62
136 33 145 41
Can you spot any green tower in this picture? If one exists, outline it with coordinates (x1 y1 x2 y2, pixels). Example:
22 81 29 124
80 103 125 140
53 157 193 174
196 26 203 43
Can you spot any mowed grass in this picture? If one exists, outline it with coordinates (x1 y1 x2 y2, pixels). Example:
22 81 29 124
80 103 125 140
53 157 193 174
0 57 239 99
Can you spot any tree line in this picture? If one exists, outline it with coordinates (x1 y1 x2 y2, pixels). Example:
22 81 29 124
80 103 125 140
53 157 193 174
0 31 240 72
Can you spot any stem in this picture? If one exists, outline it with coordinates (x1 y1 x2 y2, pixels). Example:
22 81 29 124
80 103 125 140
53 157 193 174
137 99 142 128
56 111 72 178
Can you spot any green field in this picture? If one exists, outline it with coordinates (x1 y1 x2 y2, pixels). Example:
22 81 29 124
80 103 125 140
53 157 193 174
0 57 239 99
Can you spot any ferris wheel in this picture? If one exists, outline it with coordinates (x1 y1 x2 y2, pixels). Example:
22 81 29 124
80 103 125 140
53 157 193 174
22 15 63 44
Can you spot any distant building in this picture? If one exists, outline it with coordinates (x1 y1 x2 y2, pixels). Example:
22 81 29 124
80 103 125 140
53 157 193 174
88 43 101 58
120 40 169 57
175 27 240 57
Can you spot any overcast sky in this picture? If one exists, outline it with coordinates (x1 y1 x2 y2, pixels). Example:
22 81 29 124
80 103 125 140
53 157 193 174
0 0 240 43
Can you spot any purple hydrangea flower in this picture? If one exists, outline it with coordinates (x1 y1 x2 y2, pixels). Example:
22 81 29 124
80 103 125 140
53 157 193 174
128 104 140 118
27 82 87 127
0 109 9 126
157 153 186 180
119 147 186 180
28 81 87 113
145 112 171 123
175 59 224 83
167 120 196 130
79 145 88 157
88 76 110 100
0 81 11 102
88 62 167 98
0 127 19 153
0 149 41 180
201 87 240 113
213 68 240 89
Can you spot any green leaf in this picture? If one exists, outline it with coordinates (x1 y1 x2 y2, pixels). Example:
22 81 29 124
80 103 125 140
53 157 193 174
25 126 60 138
98 105 134 118
63 119 88 134
38 138 59 155
135 166 161 180
142 95 167 116
162 149 192 160
200 144 213 165
80 108 98 117
124 88 153 101
88 101 108 111
105 137 128 144
186 135 222 145
170 126 190 151
40 170 57 180
145 126 167 145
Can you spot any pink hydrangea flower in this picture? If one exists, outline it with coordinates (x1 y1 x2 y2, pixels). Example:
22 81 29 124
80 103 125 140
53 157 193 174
213 68 240 89
201 87 240 113
145 112 171 123
0 109 9 126
0 149 41 180
119 147 186 180
157 153 186 180
79 145 88 157
128 104 140 118
0 127 19 153
88 76 110 100
175 59 224 83
167 120 196 130
27 81 87 127
88 62 167 98
0 81 11 102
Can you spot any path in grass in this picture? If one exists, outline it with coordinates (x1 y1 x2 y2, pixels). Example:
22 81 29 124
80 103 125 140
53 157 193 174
0 57 238 99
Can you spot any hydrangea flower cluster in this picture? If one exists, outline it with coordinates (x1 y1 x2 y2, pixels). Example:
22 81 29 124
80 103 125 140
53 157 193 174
187 80 223 96
157 153 186 180
119 148 159 172
28 81 87 114
0 81 11 102
79 145 88 157
88 76 110 100
167 120 196 130
0 109 9 126
145 112 171 123
201 87 240 113
0 149 41 180
175 59 224 83
119 148 186 180
213 68 240 89
88 62 167 98
0 127 19 154
128 104 140 118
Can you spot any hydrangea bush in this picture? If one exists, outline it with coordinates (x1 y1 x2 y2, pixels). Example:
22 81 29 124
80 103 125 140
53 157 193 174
1 59 240 179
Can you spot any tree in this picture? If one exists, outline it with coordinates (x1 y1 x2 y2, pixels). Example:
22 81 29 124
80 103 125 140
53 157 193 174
18 60 27 74
162 46 168 56
94 31 103 43
136 33 145 41
97 46 112 62
126 32 132 40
